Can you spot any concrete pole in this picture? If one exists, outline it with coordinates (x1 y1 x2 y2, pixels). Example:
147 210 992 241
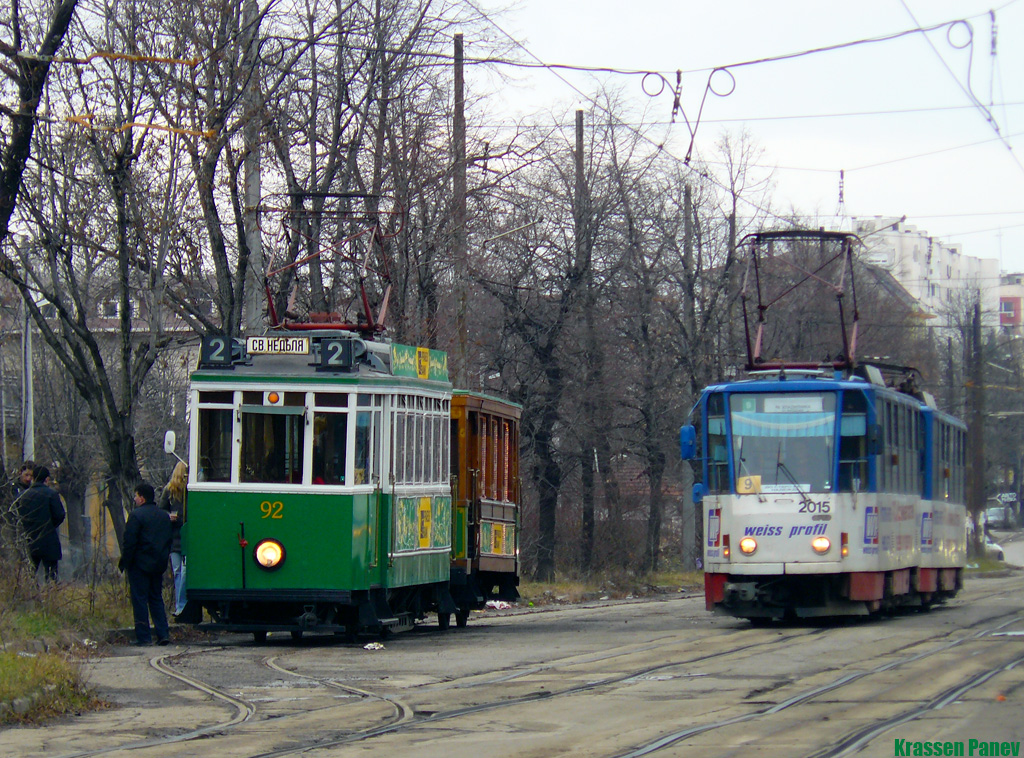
453 33 467 386
968 300 985 553
22 288 33 462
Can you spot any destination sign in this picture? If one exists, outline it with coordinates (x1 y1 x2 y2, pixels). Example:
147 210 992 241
246 336 310 355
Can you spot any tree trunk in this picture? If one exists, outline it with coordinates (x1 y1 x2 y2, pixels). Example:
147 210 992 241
579 445 594 573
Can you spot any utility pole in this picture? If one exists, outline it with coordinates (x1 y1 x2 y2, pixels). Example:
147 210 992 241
967 301 985 554
21 292 33 462
453 33 468 387
17 237 34 463
575 109 595 571
241 0 264 335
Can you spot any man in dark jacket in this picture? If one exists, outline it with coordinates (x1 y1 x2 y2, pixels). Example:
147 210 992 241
15 465 65 582
119 482 172 645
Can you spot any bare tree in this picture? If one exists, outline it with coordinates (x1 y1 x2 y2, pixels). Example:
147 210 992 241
8 0 198 546
0 0 79 244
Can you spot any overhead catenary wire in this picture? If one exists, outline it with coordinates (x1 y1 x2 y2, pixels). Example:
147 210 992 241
899 0 1024 177
455 0 1024 271
457 0 1024 249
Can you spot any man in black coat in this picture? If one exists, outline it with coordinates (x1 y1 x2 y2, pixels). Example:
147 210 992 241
119 482 172 646
15 465 65 582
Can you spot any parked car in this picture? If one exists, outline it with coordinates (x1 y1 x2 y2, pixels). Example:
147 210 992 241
984 536 1005 562
985 504 1017 531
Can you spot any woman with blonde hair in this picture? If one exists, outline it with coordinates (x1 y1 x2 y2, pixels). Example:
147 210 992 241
159 461 188 617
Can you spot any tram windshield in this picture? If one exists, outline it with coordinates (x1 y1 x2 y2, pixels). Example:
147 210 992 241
241 409 305 484
729 392 836 494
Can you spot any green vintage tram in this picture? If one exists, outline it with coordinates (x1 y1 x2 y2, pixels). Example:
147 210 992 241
173 331 517 639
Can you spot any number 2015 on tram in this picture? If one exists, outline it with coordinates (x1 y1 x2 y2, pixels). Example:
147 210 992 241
680 367 967 621
172 332 520 639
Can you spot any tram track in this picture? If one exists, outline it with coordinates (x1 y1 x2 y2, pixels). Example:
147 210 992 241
809 653 1024 758
52 648 255 758
247 602 1023 758
246 625 828 758
262 654 415 724
612 610 1024 758
35 586 1024 758
46 608 820 758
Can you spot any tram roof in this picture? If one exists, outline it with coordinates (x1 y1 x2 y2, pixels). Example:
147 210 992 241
700 372 963 424
190 334 452 390
703 373 873 394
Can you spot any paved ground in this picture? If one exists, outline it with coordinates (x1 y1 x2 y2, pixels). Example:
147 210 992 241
3 571 1024 758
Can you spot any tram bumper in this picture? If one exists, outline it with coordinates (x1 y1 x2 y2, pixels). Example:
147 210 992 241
716 573 871 619
723 581 759 604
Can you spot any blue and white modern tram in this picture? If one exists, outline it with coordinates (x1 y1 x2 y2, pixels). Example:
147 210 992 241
681 368 967 620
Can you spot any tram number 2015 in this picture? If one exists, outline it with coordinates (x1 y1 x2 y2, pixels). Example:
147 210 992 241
261 501 284 519
798 500 830 514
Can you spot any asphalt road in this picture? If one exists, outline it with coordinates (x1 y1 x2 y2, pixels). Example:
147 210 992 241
3 573 1024 758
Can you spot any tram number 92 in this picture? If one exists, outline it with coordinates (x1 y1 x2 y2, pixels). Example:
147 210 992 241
261 501 284 519
798 500 831 514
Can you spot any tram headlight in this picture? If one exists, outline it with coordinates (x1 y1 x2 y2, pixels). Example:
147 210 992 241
811 536 831 555
738 537 757 555
253 539 286 570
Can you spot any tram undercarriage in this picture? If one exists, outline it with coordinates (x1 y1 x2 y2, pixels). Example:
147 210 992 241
184 583 460 639
708 568 963 620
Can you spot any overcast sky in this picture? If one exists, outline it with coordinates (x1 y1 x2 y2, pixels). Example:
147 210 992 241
469 0 1024 275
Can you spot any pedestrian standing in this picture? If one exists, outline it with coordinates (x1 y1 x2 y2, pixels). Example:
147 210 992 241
3 460 34 535
159 461 188 617
119 482 172 646
15 465 65 582
12 460 35 501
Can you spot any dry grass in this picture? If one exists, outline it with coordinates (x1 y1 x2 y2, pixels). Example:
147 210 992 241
0 551 134 724
0 650 105 723
966 556 1012 574
519 569 703 606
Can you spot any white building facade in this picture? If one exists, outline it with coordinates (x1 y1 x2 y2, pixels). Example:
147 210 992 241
852 216 1000 328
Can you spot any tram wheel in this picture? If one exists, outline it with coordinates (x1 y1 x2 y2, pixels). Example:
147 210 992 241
252 630 268 643
437 613 451 631
455 610 470 628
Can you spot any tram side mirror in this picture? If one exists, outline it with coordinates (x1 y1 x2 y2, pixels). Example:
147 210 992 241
692 482 707 504
679 425 697 460
163 430 186 465
866 422 883 456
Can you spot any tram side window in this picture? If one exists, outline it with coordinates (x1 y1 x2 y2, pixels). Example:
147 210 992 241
939 424 950 500
952 427 961 502
707 393 728 494
394 395 449 486
838 391 868 492
916 411 925 495
499 419 510 502
241 411 305 484
506 418 519 501
314 411 348 485
428 412 438 484
394 408 407 485
354 397 381 486
197 407 233 482
879 400 889 493
434 411 444 484
898 405 908 494
414 412 425 483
